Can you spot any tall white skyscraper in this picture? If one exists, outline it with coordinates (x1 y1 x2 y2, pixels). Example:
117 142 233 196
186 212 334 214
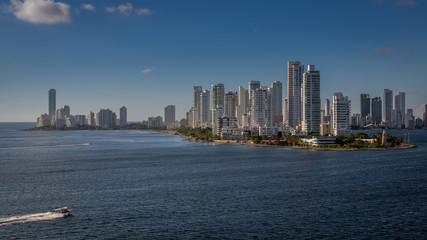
164 105 175 129
270 81 282 125
382 89 393 123
286 61 304 128
283 98 288 125
200 90 210 125
193 86 202 127
236 86 247 126
48 89 56 123
302 65 321 136
331 92 351 136
251 87 272 127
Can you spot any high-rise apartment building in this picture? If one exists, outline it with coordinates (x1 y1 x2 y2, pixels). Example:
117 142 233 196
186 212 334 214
360 93 371 118
48 89 56 123
193 86 202 127
331 92 351 136
87 111 95 126
302 65 321 136
286 61 304 128
148 116 163 128
371 97 382 125
96 109 115 128
120 106 127 127
164 105 175 129
251 87 272 127
270 81 282 123
283 98 288 125
224 92 237 117
324 98 330 117
211 84 225 109
394 92 406 128
236 86 248 126
382 89 393 123
200 90 210 125
248 80 260 116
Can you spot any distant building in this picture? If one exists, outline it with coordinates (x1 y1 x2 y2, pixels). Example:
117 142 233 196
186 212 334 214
394 92 405 128
371 97 382 125
236 86 248 126
270 81 283 124
320 122 330 136
193 86 202 127
324 98 330 117
200 90 210 125
286 61 304 128
56 105 70 120
87 111 95 126
360 93 370 118
224 91 238 118
415 117 423 129
96 109 115 128
211 83 225 110
74 115 87 126
120 106 127 127
216 116 237 137
48 89 56 124
148 116 162 128
382 89 393 124
302 65 321 136
164 105 175 129
251 87 272 127
37 113 51 127
331 92 351 136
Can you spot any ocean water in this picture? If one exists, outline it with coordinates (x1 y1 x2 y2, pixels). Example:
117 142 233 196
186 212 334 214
0 123 426 239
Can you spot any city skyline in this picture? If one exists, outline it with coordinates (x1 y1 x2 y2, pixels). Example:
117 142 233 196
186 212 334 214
1 0 427 121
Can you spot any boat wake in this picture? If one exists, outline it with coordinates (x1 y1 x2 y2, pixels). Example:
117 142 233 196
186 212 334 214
0 212 66 226
1 143 91 150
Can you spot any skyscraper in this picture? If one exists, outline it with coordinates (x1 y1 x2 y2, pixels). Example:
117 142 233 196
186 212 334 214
200 90 210 125
270 81 282 123
48 89 56 123
324 98 330 117
120 106 127 127
302 65 321 136
394 92 406 128
423 104 427 128
236 86 247 126
382 89 393 123
248 80 260 117
251 87 272 127
360 93 371 118
193 86 202 127
87 111 95 126
164 105 175 129
224 92 237 117
371 97 382 125
211 84 225 110
331 92 351 136
286 61 304 128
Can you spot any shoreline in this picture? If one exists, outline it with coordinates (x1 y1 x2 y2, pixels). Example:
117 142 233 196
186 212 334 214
151 129 417 151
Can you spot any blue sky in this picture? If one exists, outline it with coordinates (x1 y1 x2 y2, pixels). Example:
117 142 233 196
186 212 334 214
1 0 426 121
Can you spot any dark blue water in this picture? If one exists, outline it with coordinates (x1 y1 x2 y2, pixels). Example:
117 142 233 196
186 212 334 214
1 123 426 239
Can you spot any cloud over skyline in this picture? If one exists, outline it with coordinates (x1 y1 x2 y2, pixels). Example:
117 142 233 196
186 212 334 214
81 3 95 11
142 68 153 74
9 0 71 24
106 2 152 16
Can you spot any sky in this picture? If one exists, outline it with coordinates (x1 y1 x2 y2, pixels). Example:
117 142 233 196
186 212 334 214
1 0 426 122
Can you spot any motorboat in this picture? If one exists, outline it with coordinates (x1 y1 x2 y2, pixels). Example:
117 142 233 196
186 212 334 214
54 207 73 217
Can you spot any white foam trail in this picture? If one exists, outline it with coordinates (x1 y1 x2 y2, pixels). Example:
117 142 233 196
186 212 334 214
0 211 66 226
1 143 91 150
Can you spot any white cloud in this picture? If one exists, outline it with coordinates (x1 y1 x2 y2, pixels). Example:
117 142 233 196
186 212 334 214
9 0 71 24
82 3 95 11
106 2 152 16
135 8 151 16
106 2 133 15
142 68 153 74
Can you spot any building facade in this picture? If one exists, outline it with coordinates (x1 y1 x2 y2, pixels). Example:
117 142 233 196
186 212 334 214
302 65 321 136
331 92 351 136
164 105 175 129
286 61 304 128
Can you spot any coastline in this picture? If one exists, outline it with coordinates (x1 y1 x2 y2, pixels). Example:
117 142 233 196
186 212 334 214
151 129 417 151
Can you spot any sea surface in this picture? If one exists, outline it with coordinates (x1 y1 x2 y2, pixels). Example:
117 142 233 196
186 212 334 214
0 122 426 239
